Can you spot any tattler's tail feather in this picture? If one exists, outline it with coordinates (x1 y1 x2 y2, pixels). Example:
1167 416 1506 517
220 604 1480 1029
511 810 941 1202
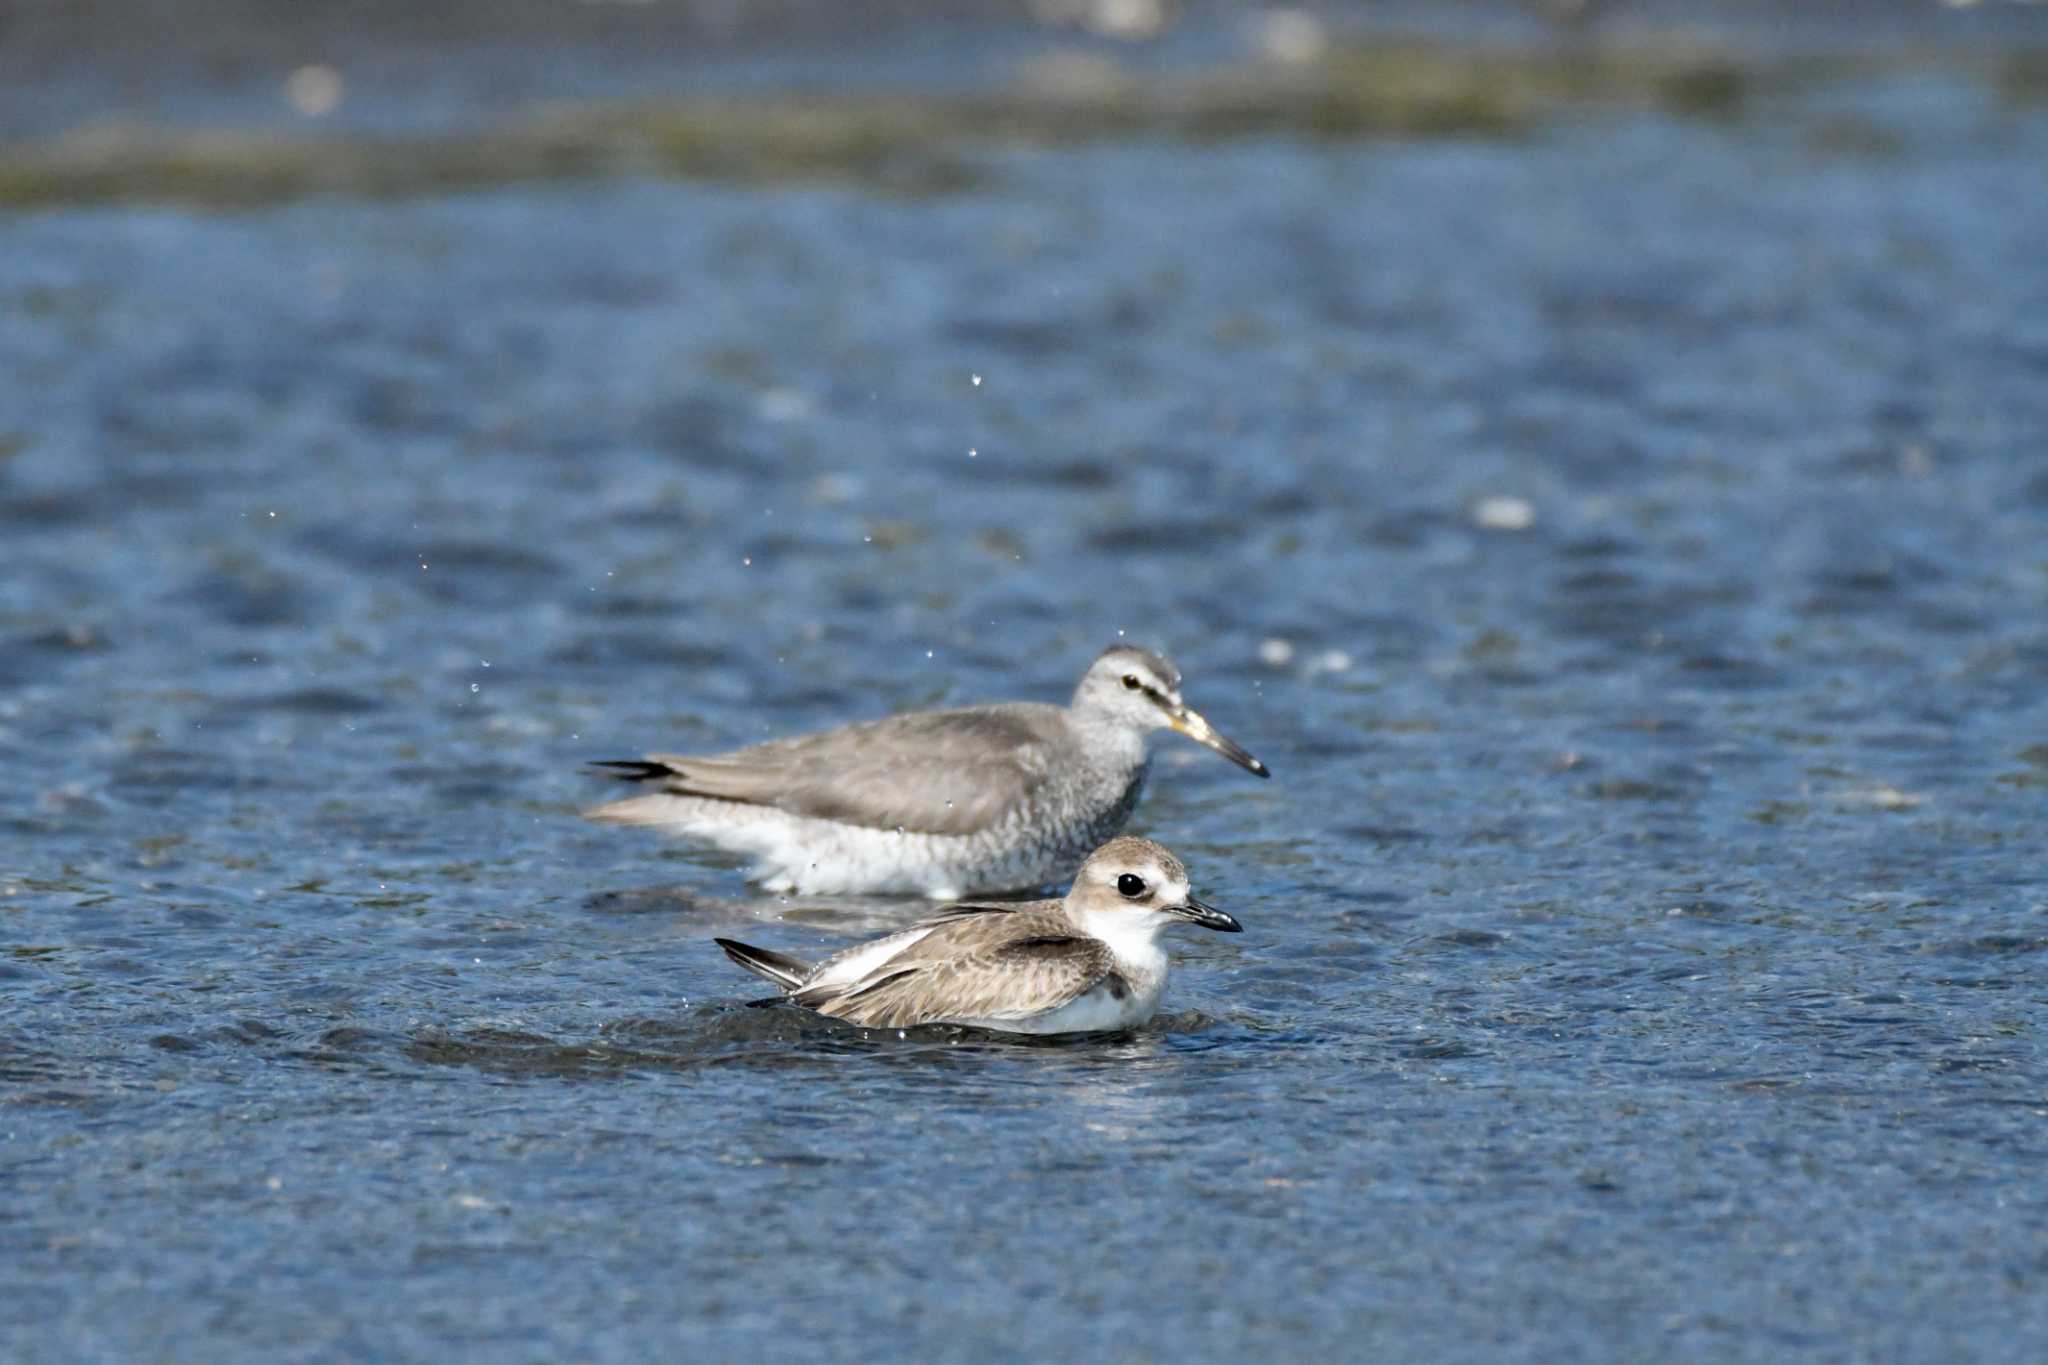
587 760 675 782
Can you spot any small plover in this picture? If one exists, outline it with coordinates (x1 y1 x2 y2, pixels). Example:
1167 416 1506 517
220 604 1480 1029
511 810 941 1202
714 835 1238 1034
585 644 1267 897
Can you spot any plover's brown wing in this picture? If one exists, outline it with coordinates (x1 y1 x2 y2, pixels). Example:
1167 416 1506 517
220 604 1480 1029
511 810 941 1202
792 913 1116 1029
914 899 1045 926
593 704 1067 837
784 899 1057 999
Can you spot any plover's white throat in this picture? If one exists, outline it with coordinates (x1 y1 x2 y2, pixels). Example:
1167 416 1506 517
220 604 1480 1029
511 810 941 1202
585 644 1267 897
714 835 1239 1034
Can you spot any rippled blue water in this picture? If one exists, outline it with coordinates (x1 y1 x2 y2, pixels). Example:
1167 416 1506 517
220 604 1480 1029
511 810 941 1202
3 66 2047 1361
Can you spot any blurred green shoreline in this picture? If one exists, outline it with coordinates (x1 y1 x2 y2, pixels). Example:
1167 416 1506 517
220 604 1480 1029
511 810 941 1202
4 40 2044 209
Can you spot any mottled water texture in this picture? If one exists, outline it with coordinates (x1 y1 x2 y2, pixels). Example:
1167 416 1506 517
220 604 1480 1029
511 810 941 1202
4 10 2048 1362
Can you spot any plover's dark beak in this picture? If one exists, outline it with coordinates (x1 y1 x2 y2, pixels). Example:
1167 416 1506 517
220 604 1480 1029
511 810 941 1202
1166 703 1270 779
1168 895 1241 933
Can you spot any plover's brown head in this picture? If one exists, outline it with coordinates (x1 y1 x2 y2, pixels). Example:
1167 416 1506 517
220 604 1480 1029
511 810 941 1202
1066 836 1239 933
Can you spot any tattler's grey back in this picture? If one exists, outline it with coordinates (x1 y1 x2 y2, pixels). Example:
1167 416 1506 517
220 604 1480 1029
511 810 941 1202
585 645 1268 897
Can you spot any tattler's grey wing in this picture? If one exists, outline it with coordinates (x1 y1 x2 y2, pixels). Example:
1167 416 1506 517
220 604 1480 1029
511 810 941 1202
791 910 1115 1028
629 703 1068 837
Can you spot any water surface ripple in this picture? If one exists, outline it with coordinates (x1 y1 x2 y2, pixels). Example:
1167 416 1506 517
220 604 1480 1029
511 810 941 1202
3 72 2046 1362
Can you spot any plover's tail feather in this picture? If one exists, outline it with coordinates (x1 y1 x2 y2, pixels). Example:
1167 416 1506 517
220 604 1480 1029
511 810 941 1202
714 938 811 992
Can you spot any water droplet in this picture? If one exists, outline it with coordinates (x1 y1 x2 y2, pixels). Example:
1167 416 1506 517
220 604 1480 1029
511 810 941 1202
1472 495 1535 531
284 64 345 117
469 683 480 693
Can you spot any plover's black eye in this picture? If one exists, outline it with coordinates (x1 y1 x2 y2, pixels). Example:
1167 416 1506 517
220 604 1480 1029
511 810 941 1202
1117 873 1146 898
1121 674 1141 691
